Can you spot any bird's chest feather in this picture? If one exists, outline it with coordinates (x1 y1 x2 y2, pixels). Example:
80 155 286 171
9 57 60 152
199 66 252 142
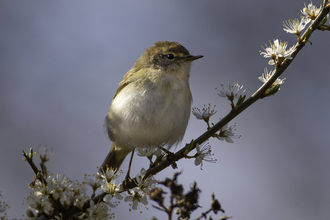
107 74 191 147
116 75 190 122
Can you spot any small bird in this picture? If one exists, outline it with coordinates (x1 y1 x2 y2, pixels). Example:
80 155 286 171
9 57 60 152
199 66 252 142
100 41 203 172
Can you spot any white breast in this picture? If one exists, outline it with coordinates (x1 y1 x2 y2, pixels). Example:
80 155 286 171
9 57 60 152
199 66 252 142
106 67 192 150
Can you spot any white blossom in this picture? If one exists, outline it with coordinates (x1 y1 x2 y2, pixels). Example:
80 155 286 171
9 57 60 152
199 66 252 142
194 143 216 170
76 195 87 210
37 147 55 163
68 182 86 196
124 188 148 211
103 194 117 208
98 167 121 183
86 200 110 220
135 168 158 194
217 124 240 143
192 104 217 121
86 176 102 192
260 39 296 65
283 17 310 34
258 68 285 86
26 193 54 216
59 192 72 208
217 82 245 100
101 180 121 195
135 145 163 157
301 1 321 20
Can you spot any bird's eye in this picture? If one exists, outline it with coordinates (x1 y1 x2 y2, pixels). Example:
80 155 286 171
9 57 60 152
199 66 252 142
166 54 174 60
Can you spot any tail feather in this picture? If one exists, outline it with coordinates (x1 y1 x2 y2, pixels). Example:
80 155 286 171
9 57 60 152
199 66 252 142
99 143 131 172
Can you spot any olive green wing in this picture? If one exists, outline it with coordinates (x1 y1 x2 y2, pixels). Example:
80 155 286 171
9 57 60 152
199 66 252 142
113 68 146 98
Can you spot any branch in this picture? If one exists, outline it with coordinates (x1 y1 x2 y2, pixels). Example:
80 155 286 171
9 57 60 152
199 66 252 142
22 150 39 176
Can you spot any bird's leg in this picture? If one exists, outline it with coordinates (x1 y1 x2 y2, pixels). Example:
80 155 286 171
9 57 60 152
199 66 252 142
157 145 178 169
123 148 135 190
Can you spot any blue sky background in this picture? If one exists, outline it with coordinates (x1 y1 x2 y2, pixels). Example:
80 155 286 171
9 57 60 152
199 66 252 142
1 0 330 219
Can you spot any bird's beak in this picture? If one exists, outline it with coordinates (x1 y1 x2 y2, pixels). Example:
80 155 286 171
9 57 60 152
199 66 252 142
184 55 204 62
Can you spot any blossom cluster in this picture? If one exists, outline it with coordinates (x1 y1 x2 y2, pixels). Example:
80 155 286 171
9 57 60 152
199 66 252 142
258 1 326 95
190 1 326 183
261 1 323 66
24 147 108 219
97 168 123 209
25 174 96 219
205 2 324 132
97 167 158 212
123 168 158 212
23 146 161 220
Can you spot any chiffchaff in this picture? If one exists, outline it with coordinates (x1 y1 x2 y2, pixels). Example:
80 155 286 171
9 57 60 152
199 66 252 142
100 41 203 172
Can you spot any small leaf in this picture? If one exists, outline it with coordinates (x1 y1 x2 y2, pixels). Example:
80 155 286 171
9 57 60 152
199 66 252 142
184 140 195 155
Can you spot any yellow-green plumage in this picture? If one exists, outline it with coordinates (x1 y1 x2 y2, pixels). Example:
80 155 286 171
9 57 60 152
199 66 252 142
100 41 203 172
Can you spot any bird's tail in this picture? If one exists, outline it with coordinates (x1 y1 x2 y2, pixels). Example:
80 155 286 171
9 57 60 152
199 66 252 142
99 143 131 173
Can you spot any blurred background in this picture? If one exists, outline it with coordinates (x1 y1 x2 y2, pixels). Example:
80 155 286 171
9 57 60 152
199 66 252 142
1 0 330 219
